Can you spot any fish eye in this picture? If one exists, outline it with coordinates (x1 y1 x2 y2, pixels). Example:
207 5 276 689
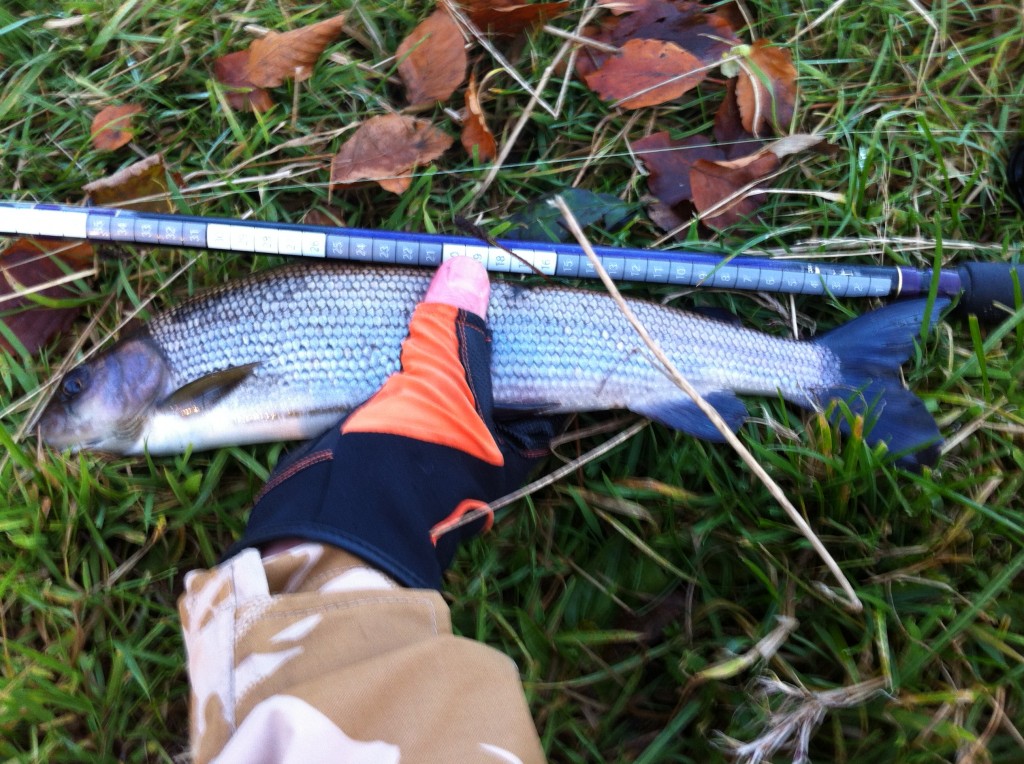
60 368 91 402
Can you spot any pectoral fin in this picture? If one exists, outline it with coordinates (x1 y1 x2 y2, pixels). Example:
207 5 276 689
159 363 260 417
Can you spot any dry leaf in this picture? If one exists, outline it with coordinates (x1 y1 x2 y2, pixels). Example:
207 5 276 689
584 38 705 108
247 14 347 87
714 78 762 159
397 10 467 106
645 199 693 234
461 74 497 162
579 0 739 77
690 151 779 228
633 132 723 206
330 114 454 195
596 0 648 15
734 39 797 136
459 0 569 36
762 133 823 159
645 134 822 231
1 238 93 356
709 133 824 171
613 0 739 62
82 154 179 213
90 104 143 151
214 50 274 113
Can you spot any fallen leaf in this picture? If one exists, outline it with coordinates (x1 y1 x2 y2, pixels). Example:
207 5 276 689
0 238 93 356
579 0 739 77
714 78 761 159
647 135 823 231
247 14 347 87
596 0 648 15
645 199 693 234
690 151 779 228
330 114 454 195
82 154 179 213
584 38 705 108
461 74 497 162
762 132 824 159
397 9 467 106
213 50 274 113
702 134 825 173
633 132 723 206
90 104 143 151
615 1 739 61
734 39 797 135
458 0 569 36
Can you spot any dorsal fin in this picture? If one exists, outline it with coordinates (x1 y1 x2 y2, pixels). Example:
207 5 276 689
159 363 260 417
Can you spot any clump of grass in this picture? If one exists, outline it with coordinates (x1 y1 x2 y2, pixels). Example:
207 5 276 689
2 1 1024 762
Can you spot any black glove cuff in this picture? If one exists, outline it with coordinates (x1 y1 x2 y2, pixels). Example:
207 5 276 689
228 430 513 590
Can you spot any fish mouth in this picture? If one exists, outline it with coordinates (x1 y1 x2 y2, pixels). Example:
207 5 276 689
36 424 98 454
38 426 132 455
36 407 110 454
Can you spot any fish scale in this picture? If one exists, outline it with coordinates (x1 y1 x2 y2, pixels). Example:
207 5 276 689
38 262 947 468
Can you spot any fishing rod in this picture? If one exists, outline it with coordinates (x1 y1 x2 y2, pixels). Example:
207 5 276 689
1 200 1021 323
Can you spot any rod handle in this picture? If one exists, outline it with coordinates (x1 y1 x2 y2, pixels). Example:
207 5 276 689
955 262 1024 322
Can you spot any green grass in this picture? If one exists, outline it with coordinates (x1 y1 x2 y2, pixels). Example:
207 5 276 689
2 0 1024 761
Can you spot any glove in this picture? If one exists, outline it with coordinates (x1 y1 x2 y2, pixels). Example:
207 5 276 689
229 257 560 590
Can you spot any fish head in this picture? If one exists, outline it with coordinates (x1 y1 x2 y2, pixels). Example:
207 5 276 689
38 336 171 454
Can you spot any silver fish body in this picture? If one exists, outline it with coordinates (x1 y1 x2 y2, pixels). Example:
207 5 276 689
38 263 946 467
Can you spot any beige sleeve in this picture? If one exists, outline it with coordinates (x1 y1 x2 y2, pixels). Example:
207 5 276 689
179 543 546 764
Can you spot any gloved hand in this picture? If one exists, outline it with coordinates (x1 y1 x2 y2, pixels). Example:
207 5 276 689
229 257 560 590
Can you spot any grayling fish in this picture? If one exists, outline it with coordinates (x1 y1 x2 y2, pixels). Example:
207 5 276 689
38 263 947 467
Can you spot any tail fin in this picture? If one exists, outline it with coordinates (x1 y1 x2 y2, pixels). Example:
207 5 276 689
814 298 948 469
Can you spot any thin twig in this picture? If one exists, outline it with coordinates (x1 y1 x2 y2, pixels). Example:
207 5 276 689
542 24 619 53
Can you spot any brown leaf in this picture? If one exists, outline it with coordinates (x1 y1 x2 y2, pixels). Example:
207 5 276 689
459 0 569 36
761 133 824 159
633 132 723 206
714 78 762 159
596 0 648 15
90 104 143 151
645 199 693 236
214 50 274 113
461 74 497 162
616 1 739 61
734 39 797 136
1 238 93 356
578 0 739 77
247 14 347 87
689 151 779 229
704 134 823 170
82 154 179 213
397 10 467 106
584 38 705 108
330 115 454 195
